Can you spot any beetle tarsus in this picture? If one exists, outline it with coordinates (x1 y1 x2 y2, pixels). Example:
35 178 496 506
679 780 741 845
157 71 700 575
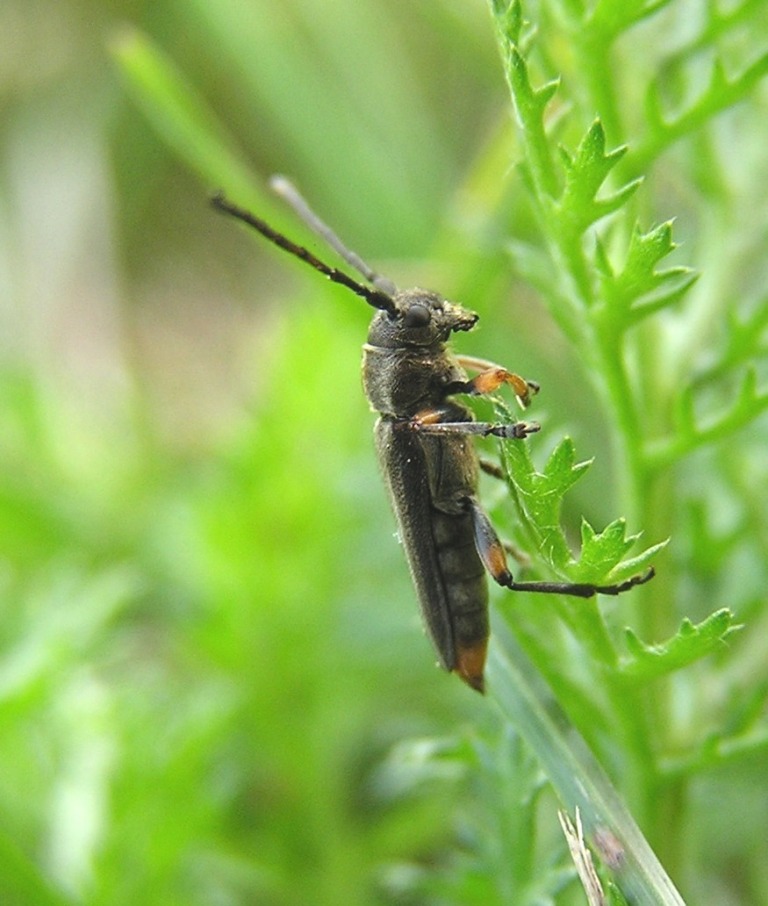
485 421 540 439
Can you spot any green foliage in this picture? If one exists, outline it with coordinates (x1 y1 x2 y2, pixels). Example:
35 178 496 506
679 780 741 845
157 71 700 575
596 222 699 326
481 0 768 902
500 432 593 568
497 418 665 583
621 609 741 681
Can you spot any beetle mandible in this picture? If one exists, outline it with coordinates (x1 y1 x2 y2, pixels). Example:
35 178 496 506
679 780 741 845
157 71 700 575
212 178 654 692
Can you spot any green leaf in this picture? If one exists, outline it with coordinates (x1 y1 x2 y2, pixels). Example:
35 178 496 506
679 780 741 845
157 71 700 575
490 18 560 200
490 0 523 43
496 410 664 583
541 437 593 497
599 221 696 321
572 517 638 580
648 366 768 467
557 120 641 231
499 432 594 569
567 520 666 585
611 221 677 296
621 610 741 680
602 538 668 584
641 50 768 165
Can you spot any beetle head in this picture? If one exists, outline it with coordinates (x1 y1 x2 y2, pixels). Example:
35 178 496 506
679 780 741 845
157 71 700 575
368 289 479 349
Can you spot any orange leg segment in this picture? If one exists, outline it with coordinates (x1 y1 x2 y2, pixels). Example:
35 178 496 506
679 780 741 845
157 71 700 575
455 355 540 407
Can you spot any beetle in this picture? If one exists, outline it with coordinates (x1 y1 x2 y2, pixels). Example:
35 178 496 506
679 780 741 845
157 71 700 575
212 178 654 692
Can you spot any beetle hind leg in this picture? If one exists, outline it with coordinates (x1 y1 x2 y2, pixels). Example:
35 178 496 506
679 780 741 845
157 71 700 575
465 497 655 597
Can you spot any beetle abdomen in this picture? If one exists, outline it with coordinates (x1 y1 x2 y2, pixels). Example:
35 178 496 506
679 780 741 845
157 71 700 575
430 509 489 690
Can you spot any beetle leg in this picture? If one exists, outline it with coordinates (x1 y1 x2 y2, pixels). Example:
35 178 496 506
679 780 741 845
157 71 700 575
479 457 505 480
465 497 655 597
505 568 656 596
452 355 540 407
406 418 541 439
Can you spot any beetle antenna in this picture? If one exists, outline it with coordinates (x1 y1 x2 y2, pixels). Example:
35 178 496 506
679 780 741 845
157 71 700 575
269 175 398 297
211 192 397 316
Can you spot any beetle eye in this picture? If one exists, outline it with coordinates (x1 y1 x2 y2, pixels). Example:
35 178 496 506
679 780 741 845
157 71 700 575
403 304 430 328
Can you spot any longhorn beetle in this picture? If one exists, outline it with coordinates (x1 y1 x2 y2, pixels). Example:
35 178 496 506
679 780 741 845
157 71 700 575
212 178 654 692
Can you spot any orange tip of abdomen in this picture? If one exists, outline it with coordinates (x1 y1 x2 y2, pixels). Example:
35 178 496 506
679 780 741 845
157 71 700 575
454 640 488 694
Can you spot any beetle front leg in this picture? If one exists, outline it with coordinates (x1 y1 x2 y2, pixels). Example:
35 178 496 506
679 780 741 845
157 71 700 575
451 355 540 407
465 498 655 597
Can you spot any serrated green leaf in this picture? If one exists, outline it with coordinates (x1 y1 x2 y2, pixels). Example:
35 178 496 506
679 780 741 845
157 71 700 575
603 538 668 584
570 517 637 580
649 366 768 467
621 609 741 680
495 397 663 581
599 220 692 318
623 222 677 288
639 49 768 166
556 121 642 232
491 0 523 42
498 44 561 199
541 437 593 496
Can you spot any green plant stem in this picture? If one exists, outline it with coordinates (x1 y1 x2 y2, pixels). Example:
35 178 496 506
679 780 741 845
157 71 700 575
590 309 644 520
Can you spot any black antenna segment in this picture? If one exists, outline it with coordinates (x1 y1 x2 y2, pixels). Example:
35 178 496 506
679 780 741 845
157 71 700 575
210 191 397 317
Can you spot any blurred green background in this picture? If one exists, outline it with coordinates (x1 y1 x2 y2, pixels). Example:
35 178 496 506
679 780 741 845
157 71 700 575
0 1 531 903
2 0 768 904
